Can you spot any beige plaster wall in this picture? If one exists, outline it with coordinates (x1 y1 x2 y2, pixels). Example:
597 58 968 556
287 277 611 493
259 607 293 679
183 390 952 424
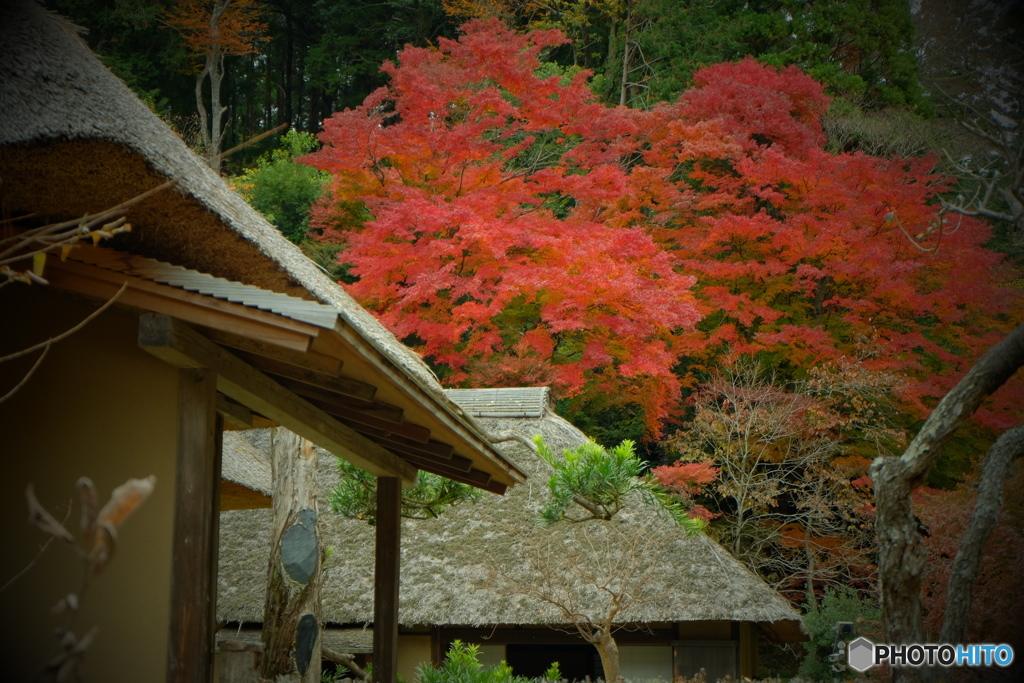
398 635 432 681
0 286 179 683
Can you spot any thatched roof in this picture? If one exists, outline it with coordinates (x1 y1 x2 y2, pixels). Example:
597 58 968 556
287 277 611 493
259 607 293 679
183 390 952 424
218 391 806 642
222 432 273 497
0 0 438 404
0 1 522 488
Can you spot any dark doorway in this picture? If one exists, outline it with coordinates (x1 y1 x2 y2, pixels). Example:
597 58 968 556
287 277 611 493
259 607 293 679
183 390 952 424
505 644 600 681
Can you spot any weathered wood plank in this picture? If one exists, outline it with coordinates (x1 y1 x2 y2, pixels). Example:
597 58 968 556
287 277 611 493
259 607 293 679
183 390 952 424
373 477 402 683
249 355 376 403
217 394 253 428
212 332 342 376
139 314 418 485
166 370 220 683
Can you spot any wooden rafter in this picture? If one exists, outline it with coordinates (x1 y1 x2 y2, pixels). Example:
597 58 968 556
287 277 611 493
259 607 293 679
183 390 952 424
138 314 418 485
217 394 254 429
208 331 343 376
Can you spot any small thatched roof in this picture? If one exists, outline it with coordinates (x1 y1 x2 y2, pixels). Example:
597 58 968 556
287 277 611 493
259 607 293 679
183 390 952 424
218 391 806 642
0 1 523 488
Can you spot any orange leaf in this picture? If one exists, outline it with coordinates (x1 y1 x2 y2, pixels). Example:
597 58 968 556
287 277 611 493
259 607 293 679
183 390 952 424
95 475 155 531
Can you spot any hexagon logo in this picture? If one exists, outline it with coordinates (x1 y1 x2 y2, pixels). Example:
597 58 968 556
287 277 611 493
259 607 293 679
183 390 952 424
847 637 875 672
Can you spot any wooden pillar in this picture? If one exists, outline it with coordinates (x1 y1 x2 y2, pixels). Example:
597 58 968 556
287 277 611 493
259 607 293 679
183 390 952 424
373 477 402 683
167 369 221 683
738 622 758 679
261 428 323 683
430 627 442 666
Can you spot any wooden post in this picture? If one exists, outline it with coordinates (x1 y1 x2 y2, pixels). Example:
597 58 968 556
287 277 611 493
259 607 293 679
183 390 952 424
166 369 220 682
373 477 402 683
430 627 442 666
261 428 323 683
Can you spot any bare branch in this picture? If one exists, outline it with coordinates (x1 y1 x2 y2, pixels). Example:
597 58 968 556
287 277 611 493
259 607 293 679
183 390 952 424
0 344 51 406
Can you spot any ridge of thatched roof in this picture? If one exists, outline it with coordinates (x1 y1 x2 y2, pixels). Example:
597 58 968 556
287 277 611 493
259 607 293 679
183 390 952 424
218 393 806 641
0 1 515 480
444 388 550 418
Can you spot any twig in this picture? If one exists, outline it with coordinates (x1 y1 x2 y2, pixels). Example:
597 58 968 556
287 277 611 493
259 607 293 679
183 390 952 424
0 283 128 364
321 645 368 681
0 344 51 406
220 123 289 160
0 499 72 593
0 180 175 261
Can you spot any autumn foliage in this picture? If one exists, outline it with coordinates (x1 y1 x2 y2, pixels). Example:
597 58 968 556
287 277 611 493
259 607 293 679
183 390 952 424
306 20 701 433
165 0 266 58
305 19 1021 437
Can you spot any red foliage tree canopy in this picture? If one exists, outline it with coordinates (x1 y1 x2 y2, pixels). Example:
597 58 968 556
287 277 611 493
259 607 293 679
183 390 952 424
305 21 1021 435
627 58 1021 429
305 19 701 433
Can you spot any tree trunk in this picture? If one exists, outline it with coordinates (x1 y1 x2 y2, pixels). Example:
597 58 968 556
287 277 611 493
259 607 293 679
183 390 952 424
804 523 817 611
593 629 621 683
284 17 294 128
869 323 1024 683
940 425 1024 643
195 0 231 172
260 428 323 683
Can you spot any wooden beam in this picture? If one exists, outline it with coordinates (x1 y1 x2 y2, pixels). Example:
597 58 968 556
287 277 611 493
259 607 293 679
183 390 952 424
373 477 402 683
439 627 674 645
211 331 343 376
299 394 430 442
217 394 253 428
397 456 502 493
166 370 220 683
139 314 418 485
336 423 454 459
46 258 318 352
247 355 376 403
219 480 272 511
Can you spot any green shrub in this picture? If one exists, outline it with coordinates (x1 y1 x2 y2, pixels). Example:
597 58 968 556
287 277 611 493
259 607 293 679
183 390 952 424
233 129 328 243
797 587 882 681
416 640 530 683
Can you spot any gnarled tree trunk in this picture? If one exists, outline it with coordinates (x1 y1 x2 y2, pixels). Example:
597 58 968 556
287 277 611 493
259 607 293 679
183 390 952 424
593 629 621 683
260 428 322 683
870 323 1024 683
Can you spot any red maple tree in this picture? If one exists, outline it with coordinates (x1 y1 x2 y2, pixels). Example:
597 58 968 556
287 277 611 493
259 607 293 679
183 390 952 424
305 19 701 434
627 57 1022 429
305 22 1022 436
